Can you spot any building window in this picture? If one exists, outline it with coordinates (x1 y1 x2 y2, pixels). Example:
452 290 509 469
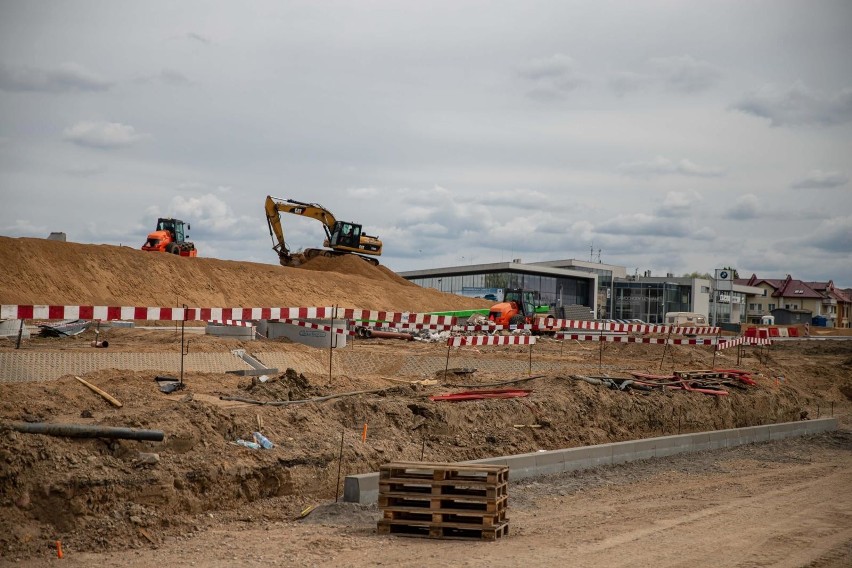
768 304 775 311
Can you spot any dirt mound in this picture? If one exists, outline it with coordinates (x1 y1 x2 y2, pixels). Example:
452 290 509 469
296 254 415 287
0 236 484 312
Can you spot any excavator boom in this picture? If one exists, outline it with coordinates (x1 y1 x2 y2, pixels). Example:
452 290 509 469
264 195 382 267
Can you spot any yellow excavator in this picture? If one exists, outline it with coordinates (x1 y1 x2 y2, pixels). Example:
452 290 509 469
264 195 383 266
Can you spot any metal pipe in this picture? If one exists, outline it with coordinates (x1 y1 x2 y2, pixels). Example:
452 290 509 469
6 422 165 441
365 330 413 341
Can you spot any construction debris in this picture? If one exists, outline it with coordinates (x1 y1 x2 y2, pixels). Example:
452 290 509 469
5 421 165 441
37 319 90 337
75 376 123 408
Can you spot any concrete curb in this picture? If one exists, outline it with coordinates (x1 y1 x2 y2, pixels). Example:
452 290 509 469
342 417 839 504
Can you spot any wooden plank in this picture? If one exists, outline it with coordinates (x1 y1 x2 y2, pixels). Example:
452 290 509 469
74 376 123 408
378 494 508 513
377 519 509 541
379 482 508 501
382 508 508 527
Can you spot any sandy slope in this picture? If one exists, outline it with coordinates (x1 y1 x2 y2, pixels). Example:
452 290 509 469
0 236 487 312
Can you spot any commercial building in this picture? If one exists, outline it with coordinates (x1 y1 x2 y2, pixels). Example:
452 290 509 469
401 259 716 323
399 260 598 319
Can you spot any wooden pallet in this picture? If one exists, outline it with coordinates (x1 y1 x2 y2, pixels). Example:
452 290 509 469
382 506 508 527
377 519 510 541
378 462 509 541
380 461 509 484
378 494 508 514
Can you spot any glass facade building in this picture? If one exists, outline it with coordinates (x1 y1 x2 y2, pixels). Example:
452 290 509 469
401 263 596 314
612 281 693 323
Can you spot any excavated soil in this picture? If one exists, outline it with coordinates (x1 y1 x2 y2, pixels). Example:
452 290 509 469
0 236 481 311
1 237 851 563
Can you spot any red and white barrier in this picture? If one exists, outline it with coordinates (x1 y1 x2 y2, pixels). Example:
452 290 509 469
447 335 537 347
556 333 717 346
341 309 456 326
715 336 773 351
1 305 337 322
356 321 457 331
535 318 719 335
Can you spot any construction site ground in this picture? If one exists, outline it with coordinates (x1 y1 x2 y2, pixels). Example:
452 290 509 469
1 236 852 566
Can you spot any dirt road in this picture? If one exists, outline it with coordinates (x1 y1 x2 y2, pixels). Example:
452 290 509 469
11 431 849 568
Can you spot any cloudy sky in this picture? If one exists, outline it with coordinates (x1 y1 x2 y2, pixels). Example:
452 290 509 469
1 0 851 286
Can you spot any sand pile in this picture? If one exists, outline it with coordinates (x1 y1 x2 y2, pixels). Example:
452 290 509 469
0 237 485 312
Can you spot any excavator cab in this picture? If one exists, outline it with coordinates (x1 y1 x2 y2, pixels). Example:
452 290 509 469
329 222 363 250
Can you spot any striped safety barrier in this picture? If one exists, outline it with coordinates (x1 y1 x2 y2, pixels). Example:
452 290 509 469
341 309 457 325
556 333 717 346
0 305 337 322
715 336 773 351
536 318 719 335
356 322 457 331
447 335 537 347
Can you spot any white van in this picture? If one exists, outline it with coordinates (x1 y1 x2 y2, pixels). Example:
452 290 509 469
664 312 708 326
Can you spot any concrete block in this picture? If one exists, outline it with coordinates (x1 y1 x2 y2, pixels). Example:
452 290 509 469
650 436 681 458
630 438 660 460
260 319 347 349
501 453 538 480
588 444 614 467
691 433 711 452
609 441 633 464
0 319 30 339
343 473 379 504
561 446 596 472
805 418 838 434
341 419 840 505
707 430 727 450
534 450 566 475
206 324 255 340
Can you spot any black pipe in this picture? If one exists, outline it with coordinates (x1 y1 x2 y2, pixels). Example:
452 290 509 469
6 422 165 442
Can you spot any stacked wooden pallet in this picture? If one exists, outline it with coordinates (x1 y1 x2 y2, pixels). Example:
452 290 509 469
377 461 509 541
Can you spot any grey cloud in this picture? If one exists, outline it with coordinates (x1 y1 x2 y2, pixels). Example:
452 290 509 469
791 169 849 189
64 164 106 177
725 194 760 220
657 191 702 217
62 121 148 149
803 216 852 253
519 54 582 101
186 32 212 45
608 71 651 96
160 69 191 86
648 55 721 93
731 82 852 127
596 213 691 237
464 189 554 211
609 55 720 96
0 62 111 93
617 156 724 178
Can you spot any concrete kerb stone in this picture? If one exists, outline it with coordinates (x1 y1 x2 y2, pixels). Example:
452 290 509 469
342 418 839 504
343 473 379 505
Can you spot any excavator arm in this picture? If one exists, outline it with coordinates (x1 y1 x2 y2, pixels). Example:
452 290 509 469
264 195 382 266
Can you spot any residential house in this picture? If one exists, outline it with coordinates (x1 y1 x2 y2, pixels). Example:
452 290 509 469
805 281 852 328
740 275 824 325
